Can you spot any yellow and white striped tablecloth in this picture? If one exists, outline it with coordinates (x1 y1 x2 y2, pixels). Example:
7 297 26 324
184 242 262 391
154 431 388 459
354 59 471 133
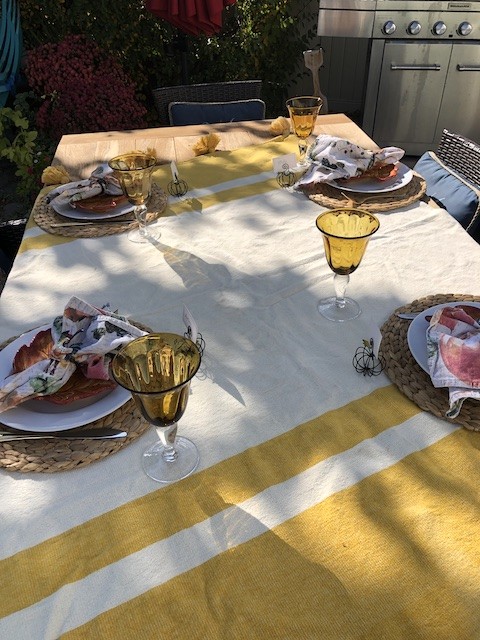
1 137 480 639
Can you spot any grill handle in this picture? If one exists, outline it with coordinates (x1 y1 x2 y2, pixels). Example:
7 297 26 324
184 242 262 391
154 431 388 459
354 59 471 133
390 63 441 71
457 64 480 72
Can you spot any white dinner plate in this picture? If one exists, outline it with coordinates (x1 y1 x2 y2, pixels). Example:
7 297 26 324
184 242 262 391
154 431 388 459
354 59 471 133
407 301 480 373
0 326 130 432
50 196 134 221
328 162 413 194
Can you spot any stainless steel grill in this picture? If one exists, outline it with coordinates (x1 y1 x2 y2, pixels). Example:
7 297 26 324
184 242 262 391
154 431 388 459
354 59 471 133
318 0 480 154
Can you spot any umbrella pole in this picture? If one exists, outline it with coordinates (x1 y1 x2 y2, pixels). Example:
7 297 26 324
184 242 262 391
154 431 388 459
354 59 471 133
176 31 190 84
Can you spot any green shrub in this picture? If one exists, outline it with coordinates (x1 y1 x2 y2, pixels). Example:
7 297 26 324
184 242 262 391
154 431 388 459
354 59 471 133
0 95 55 202
18 0 316 119
24 35 148 140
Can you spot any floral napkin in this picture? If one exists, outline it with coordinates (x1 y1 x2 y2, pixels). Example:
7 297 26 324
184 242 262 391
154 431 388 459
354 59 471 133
427 305 480 418
294 134 405 188
0 296 147 413
46 163 123 206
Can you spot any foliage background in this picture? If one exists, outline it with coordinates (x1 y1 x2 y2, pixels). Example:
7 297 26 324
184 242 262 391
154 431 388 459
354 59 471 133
18 0 318 123
0 0 318 203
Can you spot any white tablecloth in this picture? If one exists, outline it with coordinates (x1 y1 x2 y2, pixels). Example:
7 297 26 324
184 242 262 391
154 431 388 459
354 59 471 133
1 138 480 639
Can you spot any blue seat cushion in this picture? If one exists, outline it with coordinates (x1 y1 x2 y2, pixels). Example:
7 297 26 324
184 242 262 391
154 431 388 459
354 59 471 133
168 99 266 126
414 151 480 230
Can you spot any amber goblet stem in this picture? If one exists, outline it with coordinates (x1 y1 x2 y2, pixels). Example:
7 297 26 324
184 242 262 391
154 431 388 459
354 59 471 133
298 139 309 166
156 425 178 462
333 274 349 309
134 204 148 239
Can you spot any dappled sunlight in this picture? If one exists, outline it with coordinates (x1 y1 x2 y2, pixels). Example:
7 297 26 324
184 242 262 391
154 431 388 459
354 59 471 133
2 119 480 636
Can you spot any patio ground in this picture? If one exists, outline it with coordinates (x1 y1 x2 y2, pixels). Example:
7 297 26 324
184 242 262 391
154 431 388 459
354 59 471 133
0 161 25 224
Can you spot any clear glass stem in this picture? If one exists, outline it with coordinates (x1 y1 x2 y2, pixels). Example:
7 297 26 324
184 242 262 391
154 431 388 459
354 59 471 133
333 273 349 309
156 424 178 463
134 204 148 238
298 139 308 166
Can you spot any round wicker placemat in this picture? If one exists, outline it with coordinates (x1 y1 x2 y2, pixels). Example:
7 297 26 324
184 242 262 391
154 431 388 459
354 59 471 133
307 173 427 212
0 401 149 473
0 325 151 473
380 293 480 432
34 183 168 238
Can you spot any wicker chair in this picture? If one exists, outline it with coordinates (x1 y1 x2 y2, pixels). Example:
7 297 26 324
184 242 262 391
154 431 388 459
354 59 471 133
436 129 480 240
414 129 480 241
152 80 263 125
436 129 480 190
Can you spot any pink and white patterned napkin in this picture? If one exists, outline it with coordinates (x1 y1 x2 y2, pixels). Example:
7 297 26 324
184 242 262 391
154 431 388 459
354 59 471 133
427 305 480 418
0 296 146 413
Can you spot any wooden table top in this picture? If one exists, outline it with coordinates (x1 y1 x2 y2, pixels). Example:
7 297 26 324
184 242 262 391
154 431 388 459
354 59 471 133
53 114 379 179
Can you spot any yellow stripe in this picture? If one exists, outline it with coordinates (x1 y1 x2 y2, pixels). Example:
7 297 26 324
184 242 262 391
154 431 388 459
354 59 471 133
17 140 293 254
18 233 76 254
16 189 77 253
159 138 298 191
0 385 419 619
64 424 480 640
164 178 279 217
154 140 294 216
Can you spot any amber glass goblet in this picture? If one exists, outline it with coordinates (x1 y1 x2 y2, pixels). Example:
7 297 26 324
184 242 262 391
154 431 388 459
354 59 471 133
286 96 323 166
315 208 380 322
111 333 201 483
108 152 158 243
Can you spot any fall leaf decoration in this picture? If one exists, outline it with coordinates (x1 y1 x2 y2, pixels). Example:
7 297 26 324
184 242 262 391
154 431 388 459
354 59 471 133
13 330 53 370
42 164 71 186
192 132 221 156
270 116 290 138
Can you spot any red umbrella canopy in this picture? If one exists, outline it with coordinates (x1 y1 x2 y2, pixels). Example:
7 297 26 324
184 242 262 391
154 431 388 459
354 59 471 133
146 0 237 36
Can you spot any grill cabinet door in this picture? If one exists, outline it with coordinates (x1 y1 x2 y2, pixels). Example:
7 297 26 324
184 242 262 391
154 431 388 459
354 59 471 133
435 42 480 146
372 41 451 151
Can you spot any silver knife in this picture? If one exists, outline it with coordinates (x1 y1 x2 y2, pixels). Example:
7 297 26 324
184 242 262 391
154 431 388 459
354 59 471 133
50 218 136 227
0 427 128 441
395 312 420 320
395 312 432 320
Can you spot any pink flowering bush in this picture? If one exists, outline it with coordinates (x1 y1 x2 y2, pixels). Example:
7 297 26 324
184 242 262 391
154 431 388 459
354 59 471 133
24 35 148 141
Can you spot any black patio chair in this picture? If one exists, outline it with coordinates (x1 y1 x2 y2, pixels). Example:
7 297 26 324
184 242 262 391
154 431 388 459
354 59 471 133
152 80 263 125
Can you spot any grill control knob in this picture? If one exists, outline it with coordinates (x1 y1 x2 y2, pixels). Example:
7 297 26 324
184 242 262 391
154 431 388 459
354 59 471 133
407 21 422 35
382 20 396 35
432 21 447 36
458 21 473 36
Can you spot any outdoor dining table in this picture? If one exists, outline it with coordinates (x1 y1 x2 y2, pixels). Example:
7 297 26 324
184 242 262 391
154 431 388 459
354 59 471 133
1 115 480 639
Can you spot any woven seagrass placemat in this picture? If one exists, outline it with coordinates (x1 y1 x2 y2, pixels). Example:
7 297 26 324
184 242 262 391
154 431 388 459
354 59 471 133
307 173 427 212
0 401 149 473
33 183 168 238
0 325 151 473
380 293 480 432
